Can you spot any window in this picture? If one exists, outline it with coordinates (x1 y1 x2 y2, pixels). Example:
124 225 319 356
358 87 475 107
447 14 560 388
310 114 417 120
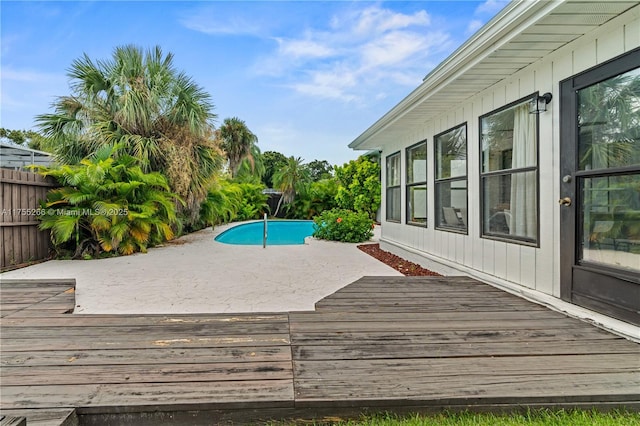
576 66 640 272
406 142 427 226
435 124 467 232
386 152 401 222
480 95 538 244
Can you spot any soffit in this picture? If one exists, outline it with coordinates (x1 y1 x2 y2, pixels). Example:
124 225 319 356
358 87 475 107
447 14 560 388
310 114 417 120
350 0 639 151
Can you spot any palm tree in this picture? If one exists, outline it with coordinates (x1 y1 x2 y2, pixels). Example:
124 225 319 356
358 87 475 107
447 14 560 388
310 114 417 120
272 156 310 217
234 143 266 183
262 150 288 188
215 117 259 178
578 71 640 169
35 45 221 227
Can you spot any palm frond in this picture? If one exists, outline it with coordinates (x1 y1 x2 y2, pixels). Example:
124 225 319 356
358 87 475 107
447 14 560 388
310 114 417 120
49 214 82 245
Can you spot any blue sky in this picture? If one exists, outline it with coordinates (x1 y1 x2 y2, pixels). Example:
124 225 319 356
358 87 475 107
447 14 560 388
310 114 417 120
1 0 507 166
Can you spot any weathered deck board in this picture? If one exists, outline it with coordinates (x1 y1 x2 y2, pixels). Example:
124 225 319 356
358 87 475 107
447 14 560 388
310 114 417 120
1 346 291 367
2 313 289 327
0 280 75 318
0 409 77 426
1 380 295 410
291 277 640 409
293 372 639 403
0 280 295 424
1 277 639 425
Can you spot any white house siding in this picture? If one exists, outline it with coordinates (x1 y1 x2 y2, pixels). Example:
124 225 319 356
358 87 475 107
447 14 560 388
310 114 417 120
379 5 640 303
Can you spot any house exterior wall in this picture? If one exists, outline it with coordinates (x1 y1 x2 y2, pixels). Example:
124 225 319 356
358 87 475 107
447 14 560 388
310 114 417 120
379 6 640 303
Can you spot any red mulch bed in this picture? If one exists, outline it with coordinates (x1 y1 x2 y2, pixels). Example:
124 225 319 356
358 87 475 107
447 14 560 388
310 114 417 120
357 243 442 276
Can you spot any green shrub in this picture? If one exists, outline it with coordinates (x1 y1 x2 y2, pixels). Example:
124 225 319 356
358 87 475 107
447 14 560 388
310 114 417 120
289 178 339 219
335 156 381 220
37 147 181 258
199 179 243 227
236 182 269 221
199 180 269 227
313 208 374 243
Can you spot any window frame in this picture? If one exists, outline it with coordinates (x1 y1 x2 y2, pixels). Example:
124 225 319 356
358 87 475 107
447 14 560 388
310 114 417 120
479 93 541 246
385 151 402 223
405 140 428 227
434 123 468 234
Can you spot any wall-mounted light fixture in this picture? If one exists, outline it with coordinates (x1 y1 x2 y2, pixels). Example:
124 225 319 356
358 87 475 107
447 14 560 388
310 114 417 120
529 92 553 114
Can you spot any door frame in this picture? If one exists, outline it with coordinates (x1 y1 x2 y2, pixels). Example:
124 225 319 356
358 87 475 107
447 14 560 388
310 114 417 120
559 48 640 325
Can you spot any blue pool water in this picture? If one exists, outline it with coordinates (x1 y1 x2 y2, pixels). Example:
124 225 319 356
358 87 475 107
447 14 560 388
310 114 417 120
214 220 316 245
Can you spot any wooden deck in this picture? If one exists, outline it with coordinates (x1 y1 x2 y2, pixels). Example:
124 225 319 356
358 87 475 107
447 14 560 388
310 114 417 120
1 276 639 425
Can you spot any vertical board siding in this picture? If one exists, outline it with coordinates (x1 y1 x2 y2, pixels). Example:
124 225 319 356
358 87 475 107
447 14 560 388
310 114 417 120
626 14 640 50
447 233 456 262
455 233 465 265
0 169 55 270
482 240 495 276
379 7 640 300
520 246 537 289
599 27 626 61
535 62 556 296
494 242 507 280
573 40 598 73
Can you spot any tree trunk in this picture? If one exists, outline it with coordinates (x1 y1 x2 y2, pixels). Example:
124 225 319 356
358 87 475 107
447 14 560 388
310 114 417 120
273 194 284 218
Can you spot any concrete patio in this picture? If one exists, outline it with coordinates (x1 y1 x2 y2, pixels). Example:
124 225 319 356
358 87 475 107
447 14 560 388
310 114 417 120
0 224 401 314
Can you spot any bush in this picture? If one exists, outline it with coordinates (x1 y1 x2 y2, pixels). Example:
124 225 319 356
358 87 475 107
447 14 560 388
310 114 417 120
199 179 243 227
335 156 381 220
236 182 269 221
199 180 269 227
38 148 180 258
289 178 339 219
312 208 374 243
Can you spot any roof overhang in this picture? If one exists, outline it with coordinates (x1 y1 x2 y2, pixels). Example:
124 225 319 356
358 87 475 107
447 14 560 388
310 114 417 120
349 0 639 151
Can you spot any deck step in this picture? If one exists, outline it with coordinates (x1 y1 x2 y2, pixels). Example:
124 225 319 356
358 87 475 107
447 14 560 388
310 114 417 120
0 410 77 426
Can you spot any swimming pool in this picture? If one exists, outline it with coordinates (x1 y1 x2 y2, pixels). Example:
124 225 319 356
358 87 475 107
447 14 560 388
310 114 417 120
214 220 316 245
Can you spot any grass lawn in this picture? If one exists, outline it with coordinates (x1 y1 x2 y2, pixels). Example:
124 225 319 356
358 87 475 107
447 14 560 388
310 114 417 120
273 409 640 425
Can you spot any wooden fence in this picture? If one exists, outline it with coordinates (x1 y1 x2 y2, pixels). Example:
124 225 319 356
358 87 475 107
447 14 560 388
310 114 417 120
1 168 56 271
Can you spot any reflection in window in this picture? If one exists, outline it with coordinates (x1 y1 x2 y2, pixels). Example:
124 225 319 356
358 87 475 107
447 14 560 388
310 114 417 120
578 67 640 171
579 170 640 272
435 124 467 231
480 97 538 243
406 141 427 226
386 152 401 222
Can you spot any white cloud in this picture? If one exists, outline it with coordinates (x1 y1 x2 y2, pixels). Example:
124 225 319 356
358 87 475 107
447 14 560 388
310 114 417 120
184 4 456 104
182 17 262 36
289 67 359 102
360 31 430 69
475 0 509 16
179 7 266 36
2 68 64 83
253 5 452 103
257 122 297 145
466 19 484 35
1 67 68 130
254 122 310 157
1 92 30 109
276 38 335 59
460 1 509 40
1 33 21 56
333 6 430 36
